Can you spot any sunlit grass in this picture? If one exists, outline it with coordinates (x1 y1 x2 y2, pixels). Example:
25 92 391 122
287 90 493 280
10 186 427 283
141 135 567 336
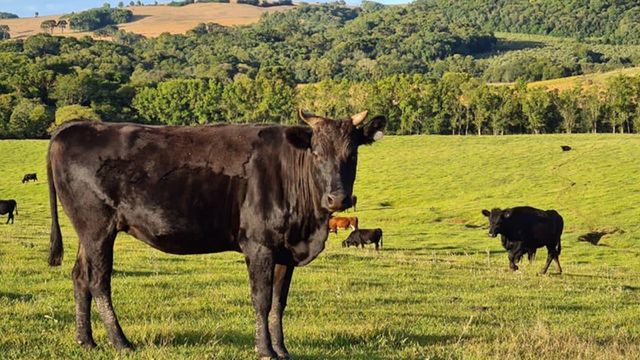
1 134 639 359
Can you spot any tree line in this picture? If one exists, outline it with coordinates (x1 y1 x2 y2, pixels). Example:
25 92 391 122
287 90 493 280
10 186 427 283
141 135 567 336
417 0 640 45
0 3 638 137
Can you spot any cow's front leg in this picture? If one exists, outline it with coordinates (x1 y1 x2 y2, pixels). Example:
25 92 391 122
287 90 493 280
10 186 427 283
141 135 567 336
269 264 294 359
244 243 277 360
508 251 519 271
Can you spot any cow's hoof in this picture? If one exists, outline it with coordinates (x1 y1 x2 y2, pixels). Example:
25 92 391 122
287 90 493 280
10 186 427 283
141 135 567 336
112 340 135 352
77 338 97 349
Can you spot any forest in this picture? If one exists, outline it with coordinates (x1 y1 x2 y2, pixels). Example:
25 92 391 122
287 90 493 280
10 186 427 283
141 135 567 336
0 2 639 138
418 0 640 45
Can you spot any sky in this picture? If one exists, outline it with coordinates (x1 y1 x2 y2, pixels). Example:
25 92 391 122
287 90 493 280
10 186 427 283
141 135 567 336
0 0 409 18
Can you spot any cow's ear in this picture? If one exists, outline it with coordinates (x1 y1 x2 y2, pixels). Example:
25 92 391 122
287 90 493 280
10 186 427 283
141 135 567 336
482 209 490 217
285 126 312 150
359 115 387 145
503 209 512 218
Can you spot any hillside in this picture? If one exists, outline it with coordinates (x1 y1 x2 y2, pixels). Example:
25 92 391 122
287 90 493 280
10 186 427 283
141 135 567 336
417 0 640 45
526 66 640 92
1 135 639 358
0 3 294 39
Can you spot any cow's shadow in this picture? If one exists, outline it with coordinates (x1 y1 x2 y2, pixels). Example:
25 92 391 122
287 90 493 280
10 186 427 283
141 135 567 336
146 328 455 357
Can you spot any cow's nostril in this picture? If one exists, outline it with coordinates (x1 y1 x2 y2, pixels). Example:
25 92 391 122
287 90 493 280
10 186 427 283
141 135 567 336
326 195 336 206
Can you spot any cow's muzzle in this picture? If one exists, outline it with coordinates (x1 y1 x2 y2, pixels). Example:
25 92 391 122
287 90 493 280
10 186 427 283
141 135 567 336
326 193 351 212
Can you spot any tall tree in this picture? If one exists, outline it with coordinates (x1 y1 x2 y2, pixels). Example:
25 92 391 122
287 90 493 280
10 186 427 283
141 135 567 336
556 86 581 134
40 20 57 34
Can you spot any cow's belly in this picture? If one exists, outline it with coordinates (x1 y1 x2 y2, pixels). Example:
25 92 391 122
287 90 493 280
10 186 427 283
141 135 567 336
110 170 247 255
125 224 240 254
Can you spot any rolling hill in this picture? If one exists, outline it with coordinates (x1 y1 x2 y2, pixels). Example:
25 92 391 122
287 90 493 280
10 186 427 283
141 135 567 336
0 3 294 39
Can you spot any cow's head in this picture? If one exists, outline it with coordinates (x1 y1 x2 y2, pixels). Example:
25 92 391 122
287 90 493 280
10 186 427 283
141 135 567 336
482 208 512 237
287 109 386 212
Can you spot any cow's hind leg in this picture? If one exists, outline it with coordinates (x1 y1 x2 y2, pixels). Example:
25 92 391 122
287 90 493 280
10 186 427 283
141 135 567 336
73 246 96 348
540 245 559 275
90 233 132 350
244 242 277 359
73 213 132 350
269 264 294 359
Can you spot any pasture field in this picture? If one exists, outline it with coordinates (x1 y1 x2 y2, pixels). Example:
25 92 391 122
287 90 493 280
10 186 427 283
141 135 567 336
1 134 640 359
0 3 293 39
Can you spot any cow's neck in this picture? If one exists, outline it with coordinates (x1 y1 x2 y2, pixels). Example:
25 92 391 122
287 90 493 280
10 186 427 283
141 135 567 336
282 147 330 223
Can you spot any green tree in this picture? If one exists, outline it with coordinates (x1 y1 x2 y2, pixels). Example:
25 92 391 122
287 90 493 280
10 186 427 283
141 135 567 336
522 87 552 134
580 87 604 133
57 20 67 33
0 93 16 138
52 71 102 106
556 87 581 134
0 24 10 40
606 76 635 133
434 73 470 135
40 20 57 34
50 104 101 133
8 98 52 138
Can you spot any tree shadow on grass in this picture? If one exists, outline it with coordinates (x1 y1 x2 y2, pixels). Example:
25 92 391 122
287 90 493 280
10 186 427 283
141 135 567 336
0 291 34 302
128 15 150 24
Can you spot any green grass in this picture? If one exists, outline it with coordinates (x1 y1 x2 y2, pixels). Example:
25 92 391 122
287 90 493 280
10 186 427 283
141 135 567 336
1 135 640 359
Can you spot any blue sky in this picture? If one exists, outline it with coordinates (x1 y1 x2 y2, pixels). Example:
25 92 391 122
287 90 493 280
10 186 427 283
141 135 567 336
0 0 408 18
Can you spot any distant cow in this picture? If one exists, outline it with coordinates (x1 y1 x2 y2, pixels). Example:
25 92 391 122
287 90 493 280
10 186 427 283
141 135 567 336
328 216 358 234
342 228 383 250
560 145 572 152
0 199 17 224
22 173 37 183
351 195 358 212
482 206 563 274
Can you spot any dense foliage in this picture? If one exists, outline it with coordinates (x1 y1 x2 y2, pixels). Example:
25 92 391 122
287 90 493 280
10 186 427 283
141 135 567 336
66 7 133 31
0 3 639 138
418 0 640 45
0 12 18 19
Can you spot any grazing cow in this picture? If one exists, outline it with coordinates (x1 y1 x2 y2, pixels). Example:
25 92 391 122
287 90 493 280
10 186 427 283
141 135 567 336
22 173 37 183
560 145 572 152
47 110 386 358
351 195 357 212
328 216 358 234
0 199 17 224
482 206 563 274
342 228 383 250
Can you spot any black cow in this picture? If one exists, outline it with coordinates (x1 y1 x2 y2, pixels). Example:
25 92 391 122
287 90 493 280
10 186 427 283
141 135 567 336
560 145 572 152
22 173 37 183
342 228 383 250
482 206 563 274
0 199 17 224
47 110 386 359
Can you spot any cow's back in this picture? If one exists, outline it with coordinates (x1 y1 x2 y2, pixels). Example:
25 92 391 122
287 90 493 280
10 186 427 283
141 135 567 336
505 207 561 247
49 121 269 254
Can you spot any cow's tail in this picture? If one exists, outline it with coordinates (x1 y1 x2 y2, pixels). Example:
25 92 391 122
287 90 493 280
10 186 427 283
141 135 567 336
48 151 63 267
380 234 383 248
555 211 564 255
14 202 17 215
